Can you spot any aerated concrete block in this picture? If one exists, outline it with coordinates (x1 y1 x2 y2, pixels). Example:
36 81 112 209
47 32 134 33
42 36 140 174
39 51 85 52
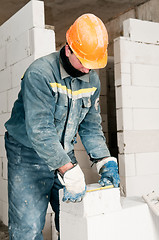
2 158 8 180
0 47 7 71
0 68 12 92
0 136 6 158
29 28 55 60
60 185 159 240
119 153 136 177
7 31 31 66
115 62 131 86
0 0 45 48
116 108 133 131
118 130 159 154
126 174 159 197
0 113 11 135
131 64 159 87
114 37 159 65
135 152 159 176
0 92 7 114
11 55 34 88
133 109 159 130
123 18 159 44
7 86 20 113
60 184 121 218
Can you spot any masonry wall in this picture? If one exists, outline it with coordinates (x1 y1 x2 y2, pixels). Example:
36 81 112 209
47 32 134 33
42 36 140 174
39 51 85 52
106 0 159 56
114 18 159 196
0 0 55 233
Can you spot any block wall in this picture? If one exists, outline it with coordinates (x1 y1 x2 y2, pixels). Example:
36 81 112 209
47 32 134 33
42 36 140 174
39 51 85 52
114 18 159 196
0 0 55 231
106 0 159 56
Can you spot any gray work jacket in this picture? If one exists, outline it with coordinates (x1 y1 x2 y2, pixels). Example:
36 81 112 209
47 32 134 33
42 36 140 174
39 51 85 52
5 51 110 171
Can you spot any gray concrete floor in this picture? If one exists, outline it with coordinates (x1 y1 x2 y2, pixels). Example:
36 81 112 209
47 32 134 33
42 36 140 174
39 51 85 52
0 221 9 240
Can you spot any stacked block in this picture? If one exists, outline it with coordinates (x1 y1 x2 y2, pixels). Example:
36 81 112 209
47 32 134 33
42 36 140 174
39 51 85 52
114 18 159 196
60 184 159 240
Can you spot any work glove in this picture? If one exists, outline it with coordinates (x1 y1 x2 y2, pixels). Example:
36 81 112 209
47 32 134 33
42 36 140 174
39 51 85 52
58 164 86 203
96 157 120 188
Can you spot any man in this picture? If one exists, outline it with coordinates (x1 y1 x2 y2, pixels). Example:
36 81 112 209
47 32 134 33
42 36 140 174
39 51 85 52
4 13 120 239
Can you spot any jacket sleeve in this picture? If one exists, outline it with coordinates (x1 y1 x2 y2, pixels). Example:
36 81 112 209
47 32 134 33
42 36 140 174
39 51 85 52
22 70 71 171
78 74 110 161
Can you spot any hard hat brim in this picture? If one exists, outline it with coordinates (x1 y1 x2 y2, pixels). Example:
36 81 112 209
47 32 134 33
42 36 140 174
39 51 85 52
75 50 108 70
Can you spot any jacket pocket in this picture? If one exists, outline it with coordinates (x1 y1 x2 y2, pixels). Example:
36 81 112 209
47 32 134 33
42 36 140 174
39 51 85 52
79 97 91 123
54 104 67 122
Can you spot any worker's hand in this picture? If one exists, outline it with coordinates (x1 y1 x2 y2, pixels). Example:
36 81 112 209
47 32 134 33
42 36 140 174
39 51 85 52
58 164 86 203
96 157 120 188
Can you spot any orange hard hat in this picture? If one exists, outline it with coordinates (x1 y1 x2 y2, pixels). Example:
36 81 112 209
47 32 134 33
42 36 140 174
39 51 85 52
66 13 108 69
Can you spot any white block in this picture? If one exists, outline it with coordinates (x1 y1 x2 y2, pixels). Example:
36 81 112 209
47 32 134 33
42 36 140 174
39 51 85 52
0 158 2 179
86 200 158 240
0 0 45 48
2 158 8 180
0 179 8 202
119 153 136 177
29 28 55 60
0 136 6 158
115 86 123 108
126 174 159 197
2 201 8 226
132 64 159 87
116 108 133 131
0 46 7 71
0 91 7 114
117 130 159 154
7 31 31 66
133 109 159 130
60 184 121 217
0 113 11 135
123 18 159 44
133 86 159 108
136 152 159 175
60 193 159 240
115 63 131 86
11 55 34 88
7 87 20 113
116 85 159 109
60 212 87 240
114 37 159 65
0 68 12 92
0 200 2 219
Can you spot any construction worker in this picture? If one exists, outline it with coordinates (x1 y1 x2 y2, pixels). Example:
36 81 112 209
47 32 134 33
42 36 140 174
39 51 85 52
4 13 120 240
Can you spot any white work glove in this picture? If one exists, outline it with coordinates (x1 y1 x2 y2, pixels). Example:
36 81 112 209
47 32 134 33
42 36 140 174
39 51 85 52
58 164 86 203
96 157 120 188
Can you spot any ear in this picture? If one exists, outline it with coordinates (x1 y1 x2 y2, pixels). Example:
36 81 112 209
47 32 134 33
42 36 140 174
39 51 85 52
65 45 70 57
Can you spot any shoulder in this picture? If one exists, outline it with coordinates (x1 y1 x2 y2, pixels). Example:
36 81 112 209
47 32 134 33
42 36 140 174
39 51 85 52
89 69 100 89
23 51 60 83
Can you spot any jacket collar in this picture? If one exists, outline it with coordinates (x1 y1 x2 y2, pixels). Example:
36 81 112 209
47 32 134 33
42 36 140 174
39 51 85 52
59 61 90 83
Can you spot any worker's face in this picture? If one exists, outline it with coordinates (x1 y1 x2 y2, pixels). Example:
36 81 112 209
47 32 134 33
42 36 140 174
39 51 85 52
65 45 90 74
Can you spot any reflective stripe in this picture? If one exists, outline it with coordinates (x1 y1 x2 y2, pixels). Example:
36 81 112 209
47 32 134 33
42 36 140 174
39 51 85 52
50 83 96 100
